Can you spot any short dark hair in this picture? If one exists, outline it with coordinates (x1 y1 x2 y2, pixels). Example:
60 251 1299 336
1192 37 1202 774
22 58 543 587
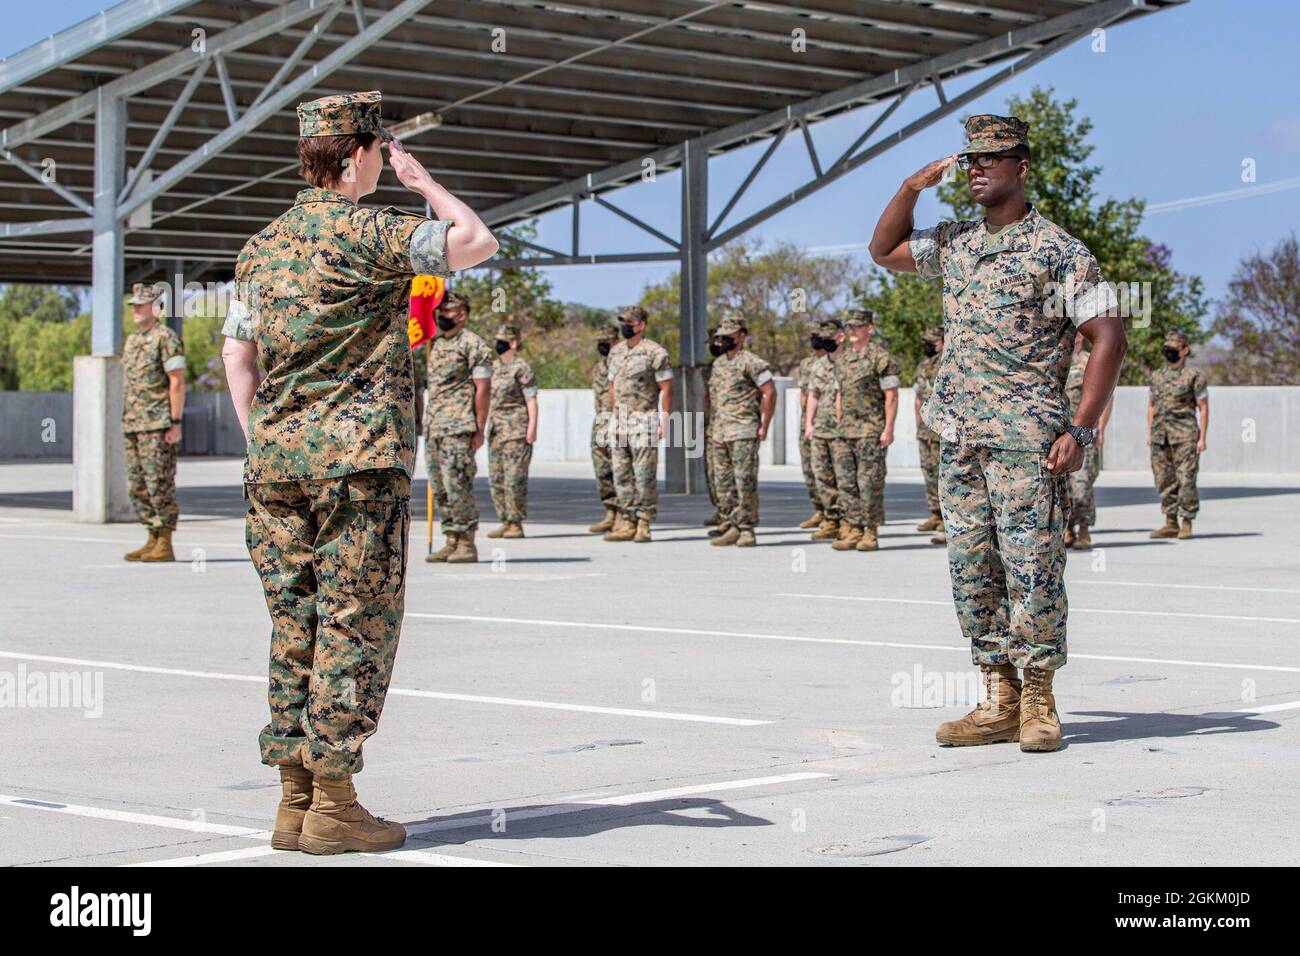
1007 144 1031 164
296 131 377 188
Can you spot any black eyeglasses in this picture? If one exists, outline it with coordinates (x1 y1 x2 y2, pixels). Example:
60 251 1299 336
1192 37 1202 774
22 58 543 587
956 152 1021 171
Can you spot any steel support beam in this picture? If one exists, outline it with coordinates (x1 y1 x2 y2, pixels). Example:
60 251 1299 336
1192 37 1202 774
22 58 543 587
668 137 709 496
92 92 126 357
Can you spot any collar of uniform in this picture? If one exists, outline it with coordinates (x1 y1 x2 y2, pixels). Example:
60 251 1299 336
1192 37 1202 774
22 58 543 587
979 203 1039 258
294 187 355 207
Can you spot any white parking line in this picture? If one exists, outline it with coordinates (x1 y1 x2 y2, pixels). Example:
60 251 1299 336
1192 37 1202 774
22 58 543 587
779 592 1300 625
126 844 517 867
1234 699 1300 715
405 771 832 838
0 793 263 837
1071 579 1300 596
0 650 768 726
403 613 1300 674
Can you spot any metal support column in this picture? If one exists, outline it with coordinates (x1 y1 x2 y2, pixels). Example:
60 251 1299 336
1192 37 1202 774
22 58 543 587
91 92 125 356
667 137 708 495
167 258 185 337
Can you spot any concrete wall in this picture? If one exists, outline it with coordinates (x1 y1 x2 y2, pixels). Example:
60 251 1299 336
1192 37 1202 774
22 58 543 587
5 384 1300 474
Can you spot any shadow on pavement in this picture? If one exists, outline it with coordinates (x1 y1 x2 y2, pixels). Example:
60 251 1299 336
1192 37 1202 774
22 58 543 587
1063 709 1280 746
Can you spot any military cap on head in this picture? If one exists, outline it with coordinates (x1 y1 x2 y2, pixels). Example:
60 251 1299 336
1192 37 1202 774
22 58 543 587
1163 329 1188 348
818 318 843 336
617 305 648 323
127 282 161 305
715 316 746 336
957 114 1030 156
495 323 520 342
440 290 471 313
843 308 876 328
297 90 384 138
597 323 621 344
924 325 943 344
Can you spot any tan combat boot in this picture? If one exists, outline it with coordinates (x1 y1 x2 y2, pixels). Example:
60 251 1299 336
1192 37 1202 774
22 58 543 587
271 766 314 851
810 518 839 541
633 517 652 543
831 523 862 551
703 510 723 528
426 532 457 562
603 515 636 542
298 774 406 855
936 664 1021 746
1149 514 1179 539
799 511 824 530
141 528 175 562
855 526 879 551
735 529 757 547
1019 668 1062 752
711 526 740 547
502 522 525 539
447 530 478 563
589 508 617 533
1178 518 1193 540
707 521 730 538
124 531 156 562
1073 523 1092 550
486 523 508 539
916 512 942 533
1063 523 1076 547
930 532 947 546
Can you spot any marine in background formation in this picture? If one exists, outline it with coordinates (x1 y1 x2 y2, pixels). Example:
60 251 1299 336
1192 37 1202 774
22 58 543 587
804 318 844 542
486 322 538 540
1148 328 1208 540
795 328 828 530
587 323 621 533
912 325 946 546
1063 332 1113 550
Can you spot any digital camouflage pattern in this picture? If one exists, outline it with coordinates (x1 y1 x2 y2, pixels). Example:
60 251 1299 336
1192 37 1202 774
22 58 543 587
909 204 1115 452
1149 363 1208 445
122 323 185 433
1152 439 1200 520
1065 348 1099 527
796 354 820 510
124 429 178 531
702 358 720 508
296 91 383 137
710 437 760 531
488 354 537 523
940 444 1067 670
807 352 841 521
225 187 451 482
914 344 943 514
608 337 672 521
832 438 887 529
428 433 479 533
248 469 410 778
590 347 616 509
707 348 773 441
957 113 1030 156
424 326 494 439
835 341 900 441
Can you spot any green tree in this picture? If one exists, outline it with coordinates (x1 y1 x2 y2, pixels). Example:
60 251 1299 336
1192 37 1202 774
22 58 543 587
854 271 941 385
0 284 84 389
12 313 91 391
1209 233 1300 385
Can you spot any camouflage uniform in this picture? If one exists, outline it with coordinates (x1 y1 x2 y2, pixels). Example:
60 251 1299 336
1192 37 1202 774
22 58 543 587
424 322 494 534
487 330 538 524
807 329 842 523
706 319 773 532
1064 348 1101 527
913 328 943 518
910 194 1115 671
122 312 184 532
702 328 721 511
796 353 821 513
590 325 620 511
830 317 900 531
225 89 453 777
1150 337 1207 522
607 325 672 522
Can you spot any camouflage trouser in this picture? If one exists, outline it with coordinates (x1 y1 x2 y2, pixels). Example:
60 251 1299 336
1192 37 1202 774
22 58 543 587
246 469 410 778
1151 439 1200 520
123 428 178 531
710 437 760 531
489 436 533 523
811 435 840 521
591 417 616 509
798 431 819 510
918 433 941 515
831 436 886 529
611 422 659 521
704 428 721 507
426 431 479 534
939 442 1067 671
1066 445 1101 528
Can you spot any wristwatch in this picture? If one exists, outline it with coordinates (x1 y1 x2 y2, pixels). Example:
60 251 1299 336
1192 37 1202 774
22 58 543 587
1066 424 1095 447
170 416 183 425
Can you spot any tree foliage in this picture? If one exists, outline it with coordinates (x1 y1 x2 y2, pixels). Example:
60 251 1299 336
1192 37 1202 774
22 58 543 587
1209 233 1300 385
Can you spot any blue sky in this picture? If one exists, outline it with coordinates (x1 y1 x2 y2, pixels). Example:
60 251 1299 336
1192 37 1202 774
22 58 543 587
6 0 1298 325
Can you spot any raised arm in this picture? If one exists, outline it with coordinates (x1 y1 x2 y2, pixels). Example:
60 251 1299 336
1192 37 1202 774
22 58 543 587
387 142 498 271
868 156 955 273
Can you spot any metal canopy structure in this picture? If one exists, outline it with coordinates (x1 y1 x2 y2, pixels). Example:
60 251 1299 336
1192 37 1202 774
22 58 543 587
0 0 1182 508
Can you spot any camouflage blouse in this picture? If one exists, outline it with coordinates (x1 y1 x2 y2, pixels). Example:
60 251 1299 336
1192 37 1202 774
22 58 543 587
424 327 494 439
225 187 451 482
607 337 672 424
835 341 900 440
1064 349 1089 417
912 351 941 442
488 354 538 443
707 348 773 442
808 353 841 440
122 323 185 433
1149 363 1208 444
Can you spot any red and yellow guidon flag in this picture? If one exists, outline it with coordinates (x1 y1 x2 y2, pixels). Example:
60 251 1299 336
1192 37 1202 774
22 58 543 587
408 275 446 350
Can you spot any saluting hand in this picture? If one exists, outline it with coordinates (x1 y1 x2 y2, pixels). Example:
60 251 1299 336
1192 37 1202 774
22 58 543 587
904 156 956 193
386 140 437 195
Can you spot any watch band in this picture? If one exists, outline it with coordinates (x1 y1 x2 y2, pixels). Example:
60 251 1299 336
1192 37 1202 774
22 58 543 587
1067 424 1094 447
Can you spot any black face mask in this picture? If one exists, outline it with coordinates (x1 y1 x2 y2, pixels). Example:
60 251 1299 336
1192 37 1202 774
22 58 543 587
435 315 458 333
810 335 825 351
822 339 839 354
710 337 733 357
620 323 636 339
1164 347 1182 363
923 342 938 357
495 340 511 355
597 342 611 357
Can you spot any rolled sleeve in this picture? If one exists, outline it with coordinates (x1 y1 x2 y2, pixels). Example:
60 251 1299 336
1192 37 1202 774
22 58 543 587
163 356 187 373
221 299 256 341
471 365 493 380
411 219 452 277
908 225 945 278
1193 371 1209 401
1061 246 1116 328
753 368 773 387
653 368 674 383
522 385 539 398
879 375 900 390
